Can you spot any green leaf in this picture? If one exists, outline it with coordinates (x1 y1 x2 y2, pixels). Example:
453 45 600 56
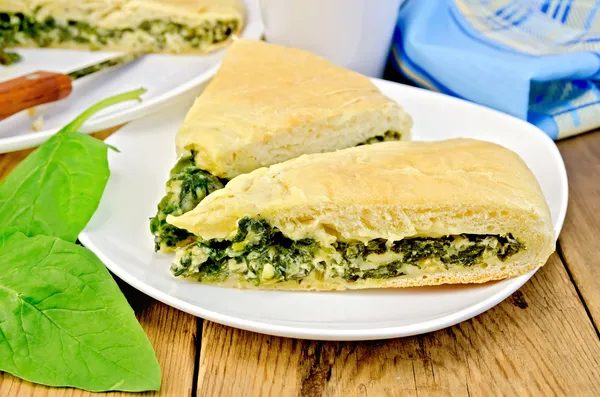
0 233 161 392
0 132 109 241
60 88 146 134
0 88 146 242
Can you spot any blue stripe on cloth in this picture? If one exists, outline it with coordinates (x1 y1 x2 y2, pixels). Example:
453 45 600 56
494 3 509 17
484 2 527 31
449 5 526 54
552 100 600 116
569 37 600 43
552 0 564 20
540 0 551 13
584 0 600 29
502 7 519 22
562 0 573 23
507 8 533 27
562 33 600 44
494 1 518 19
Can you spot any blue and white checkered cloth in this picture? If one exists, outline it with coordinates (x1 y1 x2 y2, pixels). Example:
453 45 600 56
391 0 600 139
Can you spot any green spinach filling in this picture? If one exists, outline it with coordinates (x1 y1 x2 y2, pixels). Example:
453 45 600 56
357 131 402 146
172 217 523 285
151 130 404 251
150 152 226 251
0 11 238 55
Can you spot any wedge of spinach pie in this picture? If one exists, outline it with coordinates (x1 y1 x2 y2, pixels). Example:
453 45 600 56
0 0 244 55
166 139 555 290
150 39 413 252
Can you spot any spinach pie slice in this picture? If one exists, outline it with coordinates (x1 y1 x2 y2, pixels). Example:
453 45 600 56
0 0 244 54
150 39 413 252
167 139 555 290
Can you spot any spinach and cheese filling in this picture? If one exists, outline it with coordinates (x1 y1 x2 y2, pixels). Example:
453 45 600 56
150 152 227 251
357 130 402 146
0 11 238 54
171 217 524 285
151 130 404 252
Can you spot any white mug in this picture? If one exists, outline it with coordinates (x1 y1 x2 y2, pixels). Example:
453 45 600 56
259 0 403 77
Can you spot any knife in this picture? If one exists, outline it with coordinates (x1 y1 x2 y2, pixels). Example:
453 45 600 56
0 53 143 120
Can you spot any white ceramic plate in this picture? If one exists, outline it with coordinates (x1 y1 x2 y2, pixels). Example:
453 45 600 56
0 0 262 153
79 79 568 341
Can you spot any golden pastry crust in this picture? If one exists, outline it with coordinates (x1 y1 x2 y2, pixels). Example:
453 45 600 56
175 39 413 178
168 139 555 288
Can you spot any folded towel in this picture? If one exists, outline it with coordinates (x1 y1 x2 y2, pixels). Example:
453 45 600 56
391 0 600 139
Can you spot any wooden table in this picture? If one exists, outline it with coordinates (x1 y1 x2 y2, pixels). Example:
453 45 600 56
1 127 600 396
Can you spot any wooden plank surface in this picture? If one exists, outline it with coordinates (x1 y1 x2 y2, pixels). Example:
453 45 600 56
557 131 600 327
197 254 600 397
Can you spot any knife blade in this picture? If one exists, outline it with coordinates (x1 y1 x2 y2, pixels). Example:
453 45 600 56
0 53 143 121
67 52 143 80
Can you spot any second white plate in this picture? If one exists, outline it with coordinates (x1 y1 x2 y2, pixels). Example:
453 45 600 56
79 79 568 341
0 0 262 153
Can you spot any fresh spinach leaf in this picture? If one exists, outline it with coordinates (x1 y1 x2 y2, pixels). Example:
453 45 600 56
0 232 161 392
0 88 145 242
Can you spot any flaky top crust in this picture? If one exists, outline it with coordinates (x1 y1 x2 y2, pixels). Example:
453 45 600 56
175 39 412 178
168 139 554 248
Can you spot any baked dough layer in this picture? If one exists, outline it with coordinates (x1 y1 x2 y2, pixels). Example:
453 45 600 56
176 39 413 179
168 139 555 289
0 0 244 53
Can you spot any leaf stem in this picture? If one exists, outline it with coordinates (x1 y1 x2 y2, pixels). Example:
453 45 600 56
61 88 147 133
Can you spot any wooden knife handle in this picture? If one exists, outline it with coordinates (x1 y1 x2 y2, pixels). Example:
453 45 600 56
0 71 72 120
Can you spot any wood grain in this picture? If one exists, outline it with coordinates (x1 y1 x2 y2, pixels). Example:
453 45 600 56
557 131 600 327
0 128 199 397
197 254 600 397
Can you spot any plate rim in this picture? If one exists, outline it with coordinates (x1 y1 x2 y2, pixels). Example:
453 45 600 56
79 78 569 341
0 0 263 154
